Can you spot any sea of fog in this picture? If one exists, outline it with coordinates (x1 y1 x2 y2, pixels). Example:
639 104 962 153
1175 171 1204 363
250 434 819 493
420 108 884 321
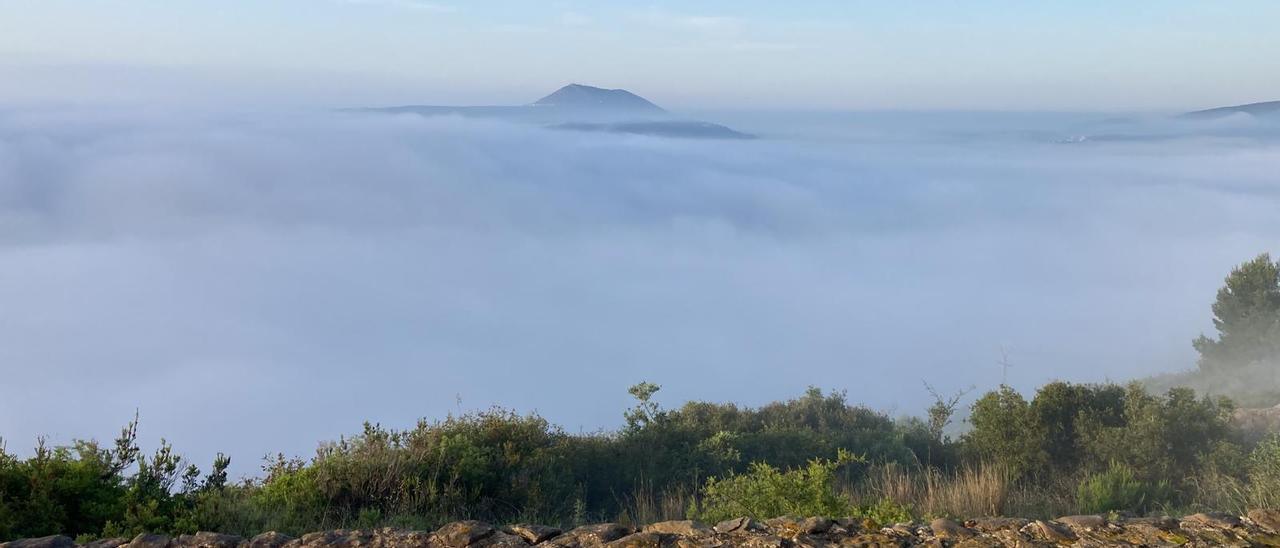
1 106 1278 474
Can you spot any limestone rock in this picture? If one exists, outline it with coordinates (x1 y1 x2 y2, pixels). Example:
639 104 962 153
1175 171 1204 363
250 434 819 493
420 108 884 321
7 512 1280 548
1120 516 1177 530
641 521 711 538
544 524 632 548
735 536 787 548
1249 508 1280 532
1183 511 1242 529
1055 514 1106 531
798 518 833 535
174 532 242 548
472 532 529 548
602 533 674 548
963 517 1028 533
127 534 172 548
80 538 129 548
712 518 762 534
436 522 498 548
503 525 562 545
1022 520 1074 543
0 536 75 548
763 517 802 537
929 518 975 540
296 530 373 548
246 532 296 548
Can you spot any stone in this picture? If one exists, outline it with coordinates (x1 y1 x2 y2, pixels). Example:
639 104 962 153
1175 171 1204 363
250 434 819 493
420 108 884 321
1182 512 1242 529
5 513 1270 548
394 529 439 547
602 533 673 548
544 524 632 548
472 532 530 548
174 532 243 548
642 521 711 537
798 517 833 535
928 518 974 540
712 518 759 534
0 536 75 548
437 522 498 548
297 530 371 548
1055 514 1106 530
504 524 562 545
788 535 830 548
297 532 333 546
1022 520 1075 543
886 523 916 537
736 536 787 548
1249 508 1280 532
963 517 1028 533
951 537 1009 548
1120 516 1177 530
127 534 172 548
764 517 803 536
80 539 129 548
246 533 296 548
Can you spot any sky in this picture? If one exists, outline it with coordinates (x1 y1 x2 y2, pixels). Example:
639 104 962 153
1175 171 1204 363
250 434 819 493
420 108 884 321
1 0 1279 110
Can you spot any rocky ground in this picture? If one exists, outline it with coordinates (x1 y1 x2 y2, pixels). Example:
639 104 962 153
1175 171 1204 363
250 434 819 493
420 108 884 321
7 511 1280 548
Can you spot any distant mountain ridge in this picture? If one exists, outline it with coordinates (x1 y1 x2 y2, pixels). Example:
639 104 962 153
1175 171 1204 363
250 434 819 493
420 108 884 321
360 84 753 140
532 84 665 113
1183 100 1280 119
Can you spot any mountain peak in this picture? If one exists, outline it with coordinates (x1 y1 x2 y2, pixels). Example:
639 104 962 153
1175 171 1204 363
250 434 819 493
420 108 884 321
533 84 665 113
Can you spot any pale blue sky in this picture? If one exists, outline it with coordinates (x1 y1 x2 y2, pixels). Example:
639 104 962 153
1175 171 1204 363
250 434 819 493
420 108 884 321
2 1 1279 110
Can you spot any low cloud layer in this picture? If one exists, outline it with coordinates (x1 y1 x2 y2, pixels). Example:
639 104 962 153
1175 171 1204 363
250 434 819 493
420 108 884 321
2 107 1278 474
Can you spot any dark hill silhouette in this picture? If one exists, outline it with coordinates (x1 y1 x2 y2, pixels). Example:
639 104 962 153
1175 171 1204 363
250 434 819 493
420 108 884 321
532 84 665 113
359 84 753 140
1183 100 1280 119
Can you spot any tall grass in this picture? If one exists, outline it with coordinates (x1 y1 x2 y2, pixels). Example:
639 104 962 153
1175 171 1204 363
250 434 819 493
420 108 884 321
614 483 691 526
848 462 1072 519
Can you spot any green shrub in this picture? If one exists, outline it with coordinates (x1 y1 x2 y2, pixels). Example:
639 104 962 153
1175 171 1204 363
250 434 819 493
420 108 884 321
689 450 861 523
1076 462 1172 514
1237 434 1280 510
856 498 913 527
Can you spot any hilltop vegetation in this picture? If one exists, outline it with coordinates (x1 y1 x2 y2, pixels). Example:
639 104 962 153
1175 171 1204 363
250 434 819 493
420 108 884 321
1148 253 1280 407
3 380 1277 541
4 254 1280 540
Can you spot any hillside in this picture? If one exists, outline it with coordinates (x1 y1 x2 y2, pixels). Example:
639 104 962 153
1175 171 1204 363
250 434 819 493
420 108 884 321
1183 100 1280 119
532 84 665 113
361 84 753 139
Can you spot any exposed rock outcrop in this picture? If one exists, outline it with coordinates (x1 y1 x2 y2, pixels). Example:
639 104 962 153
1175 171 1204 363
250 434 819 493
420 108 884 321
10 511 1280 548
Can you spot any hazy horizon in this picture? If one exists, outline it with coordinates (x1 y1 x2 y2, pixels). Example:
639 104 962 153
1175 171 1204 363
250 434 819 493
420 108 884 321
3 1 1280 111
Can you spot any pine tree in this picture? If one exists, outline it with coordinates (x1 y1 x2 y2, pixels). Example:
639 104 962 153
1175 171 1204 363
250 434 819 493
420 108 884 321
1194 253 1280 372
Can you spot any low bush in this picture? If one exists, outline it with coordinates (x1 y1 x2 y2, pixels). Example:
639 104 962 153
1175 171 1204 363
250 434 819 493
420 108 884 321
1076 462 1172 514
689 450 861 523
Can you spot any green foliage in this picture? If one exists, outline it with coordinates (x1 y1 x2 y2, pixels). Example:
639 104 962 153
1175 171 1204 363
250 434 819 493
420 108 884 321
1194 253 1280 372
0 380 1253 540
964 380 1234 499
624 382 664 433
855 498 914 528
1247 434 1280 497
689 450 863 523
963 385 1041 476
1076 462 1172 514
1078 385 1234 483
